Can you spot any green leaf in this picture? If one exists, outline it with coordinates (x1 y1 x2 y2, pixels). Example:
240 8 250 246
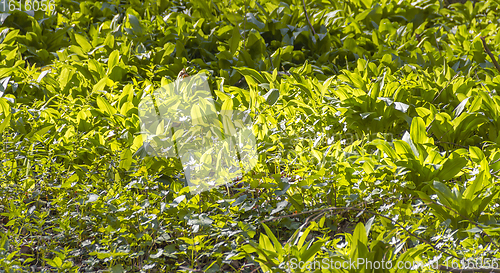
74 33 92 53
410 117 429 144
222 115 236 136
246 13 265 30
262 88 280 106
402 131 419 158
297 223 315 249
0 98 10 116
476 187 499 217
119 149 133 171
286 193 304 212
351 222 369 260
0 67 16 79
128 14 143 35
300 240 324 262
30 124 55 141
270 200 288 215
96 96 116 116
454 97 470 118
229 26 241 55
463 170 486 201
0 113 11 134
369 139 398 159
0 77 10 97
108 50 120 73
438 156 468 181
234 67 267 85
111 264 125 273
432 181 456 208
61 173 79 189
353 222 368 245
258 234 275 253
120 101 134 116
93 77 108 93
261 223 283 255
191 104 205 126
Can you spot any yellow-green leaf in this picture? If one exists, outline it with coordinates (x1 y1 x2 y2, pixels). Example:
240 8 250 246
119 149 133 171
74 33 92 52
96 96 116 116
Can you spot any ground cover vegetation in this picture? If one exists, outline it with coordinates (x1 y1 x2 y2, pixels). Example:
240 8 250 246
1 0 500 272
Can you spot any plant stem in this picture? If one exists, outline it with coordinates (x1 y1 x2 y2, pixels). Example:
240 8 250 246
302 0 316 36
481 36 500 75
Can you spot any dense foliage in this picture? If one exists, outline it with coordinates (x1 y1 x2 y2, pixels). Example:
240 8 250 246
1 0 500 272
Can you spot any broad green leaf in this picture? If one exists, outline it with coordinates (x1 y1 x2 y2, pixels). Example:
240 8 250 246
96 96 116 116
469 146 485 162
262 88 279 106
300 240 324 263
287 193 304 212
119 149 133 170
432 181 456 208
369 139 397 159
30 124 55 141
353 222 368 245
61 173 79 188
402 131 419 158
454 97 470 118
221 97 234 113
261 223 283 255
476 187 499 218
222 115 236 136
229 26 241 55
0 113 10 134
297 223 315 249
0 67 16 79
438 156 468 181
0 77 9 97
410 117 429 144
104 33 115 49
128 14 143 35
111 265 125 273
463 170 485 201
351 222 369 261
468 96 482 112
74 33 92 52
108 50 120 73
0 98 9 116
234 67 267 85
93 77 108 93
258 234 275 253
246 13 265 30
120 101 134 116
191 104 205 125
